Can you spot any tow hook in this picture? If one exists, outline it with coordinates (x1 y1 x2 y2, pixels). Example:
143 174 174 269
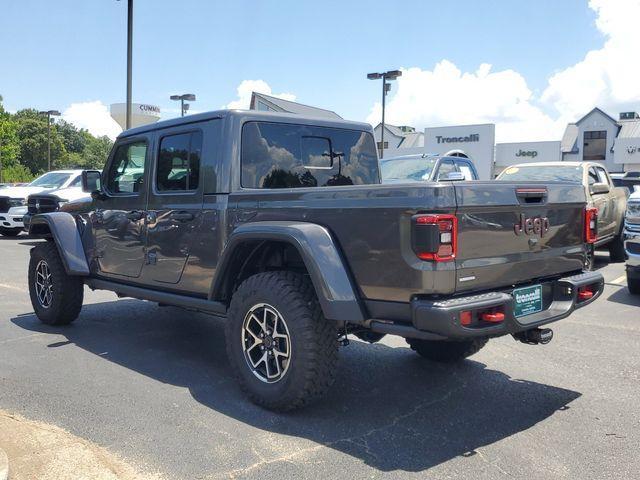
514 328 554 345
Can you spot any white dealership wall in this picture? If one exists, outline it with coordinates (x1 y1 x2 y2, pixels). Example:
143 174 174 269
614 138 640 171
423 124 495 179
494 141 562 175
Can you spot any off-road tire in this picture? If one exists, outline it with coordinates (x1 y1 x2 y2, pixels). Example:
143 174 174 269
0 228 21 237
628 274 640 295
608 234 626 263
406 337 488 363
225 271 338 411
28 241 84 325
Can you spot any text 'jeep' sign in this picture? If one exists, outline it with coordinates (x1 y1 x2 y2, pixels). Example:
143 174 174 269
515 149 538 158
514 214 550 237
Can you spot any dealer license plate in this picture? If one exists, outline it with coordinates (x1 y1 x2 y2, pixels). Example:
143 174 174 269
513 284 543 317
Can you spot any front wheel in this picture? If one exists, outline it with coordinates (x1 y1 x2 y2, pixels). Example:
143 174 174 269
0 228 21 237
225 271 338 411
28 242 84 325
406 337 488 363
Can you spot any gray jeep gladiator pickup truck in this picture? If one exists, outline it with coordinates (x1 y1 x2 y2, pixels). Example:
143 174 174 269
27 110 604 411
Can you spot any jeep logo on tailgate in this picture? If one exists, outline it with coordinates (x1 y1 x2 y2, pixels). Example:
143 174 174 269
514 214 550 237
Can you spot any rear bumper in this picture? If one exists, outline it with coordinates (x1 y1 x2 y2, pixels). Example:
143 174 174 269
368 271 604 340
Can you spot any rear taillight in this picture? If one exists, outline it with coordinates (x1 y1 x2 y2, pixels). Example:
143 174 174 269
584 207 598 244
412 214 457 262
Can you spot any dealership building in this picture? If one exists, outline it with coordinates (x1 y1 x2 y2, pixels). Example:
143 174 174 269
375 107 640 179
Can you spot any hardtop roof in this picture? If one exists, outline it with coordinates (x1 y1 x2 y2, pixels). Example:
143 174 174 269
119 109 371 139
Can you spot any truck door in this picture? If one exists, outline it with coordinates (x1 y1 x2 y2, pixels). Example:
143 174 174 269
595 166 617 237
588 166 614 239
93 138 149 279
143 128 204 284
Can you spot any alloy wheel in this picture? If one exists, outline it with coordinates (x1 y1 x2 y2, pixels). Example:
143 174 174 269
241 303 292 383
34 259 53 309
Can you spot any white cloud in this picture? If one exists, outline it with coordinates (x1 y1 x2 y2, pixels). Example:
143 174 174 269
62 101 122 140
225 80 296 110
542 0 640 121
366 62 560 143
367 0 640 143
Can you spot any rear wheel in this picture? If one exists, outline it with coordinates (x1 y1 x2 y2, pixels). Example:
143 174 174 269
406 337 488 363
225 271 338 411
584 244 595 271
28 242 84 325
608 234 626 263
628 273 640 295
0 228 21 237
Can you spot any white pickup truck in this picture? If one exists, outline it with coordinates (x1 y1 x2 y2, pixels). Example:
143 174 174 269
0 170 96 236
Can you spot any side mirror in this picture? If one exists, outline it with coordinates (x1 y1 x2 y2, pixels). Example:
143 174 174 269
441 171 466 182
590 182 610 195
82 170 102 193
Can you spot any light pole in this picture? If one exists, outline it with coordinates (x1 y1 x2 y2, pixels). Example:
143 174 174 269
116 0 133 129
170 94 196 117
38 110 61 171
367 70 402 158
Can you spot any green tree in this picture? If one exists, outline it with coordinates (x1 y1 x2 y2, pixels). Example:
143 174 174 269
2 163 33 183
15 110 66 174
83 134 113 169
0 95 21 182
56 119 87 153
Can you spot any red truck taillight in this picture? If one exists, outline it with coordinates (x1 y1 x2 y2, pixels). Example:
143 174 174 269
585 207 598 244
412 214 457 262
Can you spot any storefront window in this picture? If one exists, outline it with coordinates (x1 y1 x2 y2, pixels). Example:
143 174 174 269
583 130 607 161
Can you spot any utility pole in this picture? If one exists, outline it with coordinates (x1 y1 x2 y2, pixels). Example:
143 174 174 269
126 0 133 129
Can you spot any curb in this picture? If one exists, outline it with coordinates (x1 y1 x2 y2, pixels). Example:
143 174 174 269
0 447 7 480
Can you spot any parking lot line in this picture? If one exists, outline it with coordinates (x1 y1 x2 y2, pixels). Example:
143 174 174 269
610 275 627 286
0 283 24 293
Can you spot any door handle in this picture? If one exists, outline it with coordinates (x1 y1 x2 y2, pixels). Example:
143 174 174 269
170 211 194 222
126 210 144 221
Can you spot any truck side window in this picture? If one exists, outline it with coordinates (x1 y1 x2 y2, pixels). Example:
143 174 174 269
455 160 476 180
436 160 456 180
241 122 379 189
596 167 610 186
588 167 599 185
105 141 148 194
156 131 202 192
68 176 82 187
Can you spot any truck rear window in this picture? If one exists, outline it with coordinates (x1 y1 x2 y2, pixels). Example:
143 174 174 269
241 122 379 189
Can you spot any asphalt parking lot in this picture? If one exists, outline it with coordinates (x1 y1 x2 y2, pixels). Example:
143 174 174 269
1 236 639 480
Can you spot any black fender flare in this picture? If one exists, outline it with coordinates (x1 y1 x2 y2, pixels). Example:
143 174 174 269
210 221 365 323
28 212 90 276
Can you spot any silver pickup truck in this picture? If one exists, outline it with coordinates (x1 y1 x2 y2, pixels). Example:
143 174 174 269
624 190 640 294
498 162 628 268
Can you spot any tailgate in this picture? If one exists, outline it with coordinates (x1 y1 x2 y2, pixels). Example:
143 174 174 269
454 181 586 293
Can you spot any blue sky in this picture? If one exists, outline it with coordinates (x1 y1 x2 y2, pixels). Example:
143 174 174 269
2 0 638 141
